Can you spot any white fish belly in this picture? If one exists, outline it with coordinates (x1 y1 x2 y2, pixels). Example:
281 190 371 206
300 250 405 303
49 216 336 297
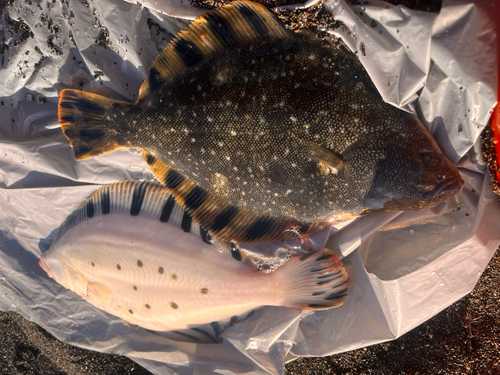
44 214 286 330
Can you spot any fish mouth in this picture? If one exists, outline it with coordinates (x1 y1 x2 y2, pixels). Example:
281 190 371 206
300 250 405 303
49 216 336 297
427 175 464 204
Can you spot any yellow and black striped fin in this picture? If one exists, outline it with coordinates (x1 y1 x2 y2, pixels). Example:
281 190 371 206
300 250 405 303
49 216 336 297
138 0 297 100
143 152 325 243
52 180 257 267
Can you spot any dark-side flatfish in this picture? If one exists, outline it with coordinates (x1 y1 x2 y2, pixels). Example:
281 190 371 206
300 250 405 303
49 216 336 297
58 1 463 242
39 180 349 343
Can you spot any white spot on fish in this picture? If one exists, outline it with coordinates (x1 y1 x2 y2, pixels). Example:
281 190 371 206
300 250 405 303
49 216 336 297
191 138 196 142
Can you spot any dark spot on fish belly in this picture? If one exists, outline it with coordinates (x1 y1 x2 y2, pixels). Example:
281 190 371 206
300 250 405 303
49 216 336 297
183 186 208 210
159 195 175 223
129 309 134 314
85 200 94 219
133 286 137 291
148 67 164 91
201 288 208 294
165 169 185 189
137 260 143 267
211 205 239 233
200 227 213 245
170 302 178 309
117 264 121 270
171 274 177 280
145 154 156 165
158 267 164 274
181 211 192 232
230 242 242 262
145 304 150 309
130 181 147 216
174 37 204 67
91 262 95 267
244 216 276 242
101 190 110 214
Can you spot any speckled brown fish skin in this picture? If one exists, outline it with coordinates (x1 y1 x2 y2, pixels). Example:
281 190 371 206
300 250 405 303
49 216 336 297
59 1 463 242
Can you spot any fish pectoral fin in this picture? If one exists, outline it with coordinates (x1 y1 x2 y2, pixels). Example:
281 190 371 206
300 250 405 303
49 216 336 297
86 281 112 296
301 139 344 175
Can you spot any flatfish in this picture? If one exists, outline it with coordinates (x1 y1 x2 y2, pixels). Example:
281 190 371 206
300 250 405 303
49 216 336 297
58 1 463 243
39 180 349 343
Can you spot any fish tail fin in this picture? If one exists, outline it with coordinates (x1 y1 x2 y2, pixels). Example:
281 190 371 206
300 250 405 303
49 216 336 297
279 248 349 311
58 89 127 160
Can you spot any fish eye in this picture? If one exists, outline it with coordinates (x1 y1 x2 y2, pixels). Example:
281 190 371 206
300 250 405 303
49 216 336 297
419 151 441 167
415 174 437 191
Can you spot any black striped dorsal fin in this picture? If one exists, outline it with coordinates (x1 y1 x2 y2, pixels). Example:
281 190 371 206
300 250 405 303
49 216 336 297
124 309 256 344
52 179 259 268
142 152 324 244
51 181 221 250
137 0 296 100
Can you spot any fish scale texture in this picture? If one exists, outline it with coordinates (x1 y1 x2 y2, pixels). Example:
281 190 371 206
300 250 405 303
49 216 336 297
58 1 463 243
108 38 450 220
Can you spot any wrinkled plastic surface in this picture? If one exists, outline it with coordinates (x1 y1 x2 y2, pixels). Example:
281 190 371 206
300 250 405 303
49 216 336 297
0 0 498 374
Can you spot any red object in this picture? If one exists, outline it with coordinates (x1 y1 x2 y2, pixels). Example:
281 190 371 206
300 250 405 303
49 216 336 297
492 96 500 183
489 17 500 184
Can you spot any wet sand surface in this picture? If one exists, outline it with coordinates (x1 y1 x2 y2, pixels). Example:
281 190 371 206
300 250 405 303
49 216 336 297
1 0 499 373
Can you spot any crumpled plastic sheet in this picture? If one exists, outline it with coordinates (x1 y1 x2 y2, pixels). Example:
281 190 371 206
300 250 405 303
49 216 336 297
0 0 498 373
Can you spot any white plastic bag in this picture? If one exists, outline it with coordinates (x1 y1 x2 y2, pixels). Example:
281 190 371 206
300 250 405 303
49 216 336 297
0 0 497 374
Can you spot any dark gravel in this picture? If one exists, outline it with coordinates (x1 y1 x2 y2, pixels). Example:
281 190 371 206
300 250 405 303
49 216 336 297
1 0 498 374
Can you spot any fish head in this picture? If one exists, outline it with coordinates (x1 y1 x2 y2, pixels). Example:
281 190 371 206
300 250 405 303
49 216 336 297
359 116 463 212
40 251 89 298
